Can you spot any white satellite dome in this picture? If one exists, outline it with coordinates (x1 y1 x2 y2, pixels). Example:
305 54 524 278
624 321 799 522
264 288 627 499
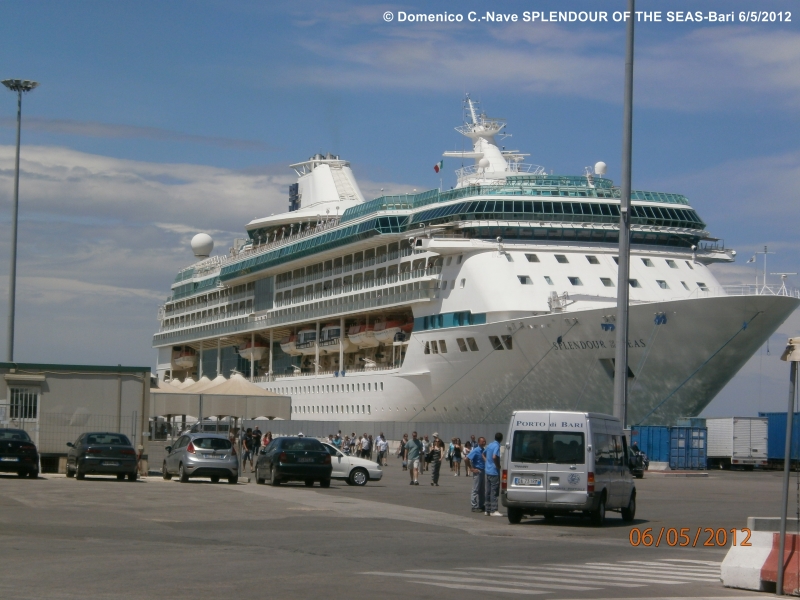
594 161 608 176
191 233 214 258
478 158 490 169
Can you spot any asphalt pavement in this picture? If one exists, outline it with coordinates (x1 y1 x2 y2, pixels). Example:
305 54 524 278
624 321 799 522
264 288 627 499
0 458 784 599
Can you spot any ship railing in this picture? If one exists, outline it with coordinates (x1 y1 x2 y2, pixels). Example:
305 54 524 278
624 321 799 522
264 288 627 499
264 364 397 382
721 284 800 298
163 292 254 318
455 163 546 180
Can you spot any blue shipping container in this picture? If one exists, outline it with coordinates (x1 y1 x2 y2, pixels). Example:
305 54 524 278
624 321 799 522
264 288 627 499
758 412 800 461
676 417 707 428
630 426 670 463
669 427 707 470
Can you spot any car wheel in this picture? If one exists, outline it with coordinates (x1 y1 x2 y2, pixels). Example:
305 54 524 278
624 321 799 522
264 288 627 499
210 475 220 483
66 465 74 478
635 472 644 479
17 471 25 477
128 472 137 482
349 468 368 486
621 492 636 522
76 465 85 480
270 465 281 486
29 470 38 479
319 479 331 488
256 466 265 485
507 508 523 524
592 495 606 526
116 473 125 480
179 463 189 483
304 480 314 487
543 512 556 521
228 474 237 484
162 462 171 480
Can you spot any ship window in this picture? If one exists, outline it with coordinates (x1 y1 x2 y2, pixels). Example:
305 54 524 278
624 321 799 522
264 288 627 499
446 257 452 266
517 275 532 285
467 337 479 351
555 254 569 264
489 336 504 351
430 340 439 354
544 276 554 285
460 278 466 288
439 340 447 353
601 278 615 287
642 258 654 267
424 341 430 354
504 253 513 262
613 256 619 264
380 382 383 391
501 335 513 350
568 277 583 286
697 282 709 291
585 255 600 264
629 279 642 288
457 255 463 264
666 259 678 269
685 261 694 270
681 281 689 290
657 280 670 289
457 338 468 352
525 253 540 263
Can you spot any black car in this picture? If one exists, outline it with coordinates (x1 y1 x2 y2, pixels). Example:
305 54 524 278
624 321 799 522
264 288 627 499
66 432 138 480
254 437 332 487
0 428 39 478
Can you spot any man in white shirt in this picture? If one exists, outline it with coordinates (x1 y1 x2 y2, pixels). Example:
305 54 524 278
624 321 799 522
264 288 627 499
360 434 371 459
376 434 389 465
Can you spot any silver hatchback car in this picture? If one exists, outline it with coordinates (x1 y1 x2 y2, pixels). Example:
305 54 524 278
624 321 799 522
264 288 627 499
162 433 238 484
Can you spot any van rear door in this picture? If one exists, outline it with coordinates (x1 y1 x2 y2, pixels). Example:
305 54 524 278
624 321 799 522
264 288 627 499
546 412 588 505
506 419 548 505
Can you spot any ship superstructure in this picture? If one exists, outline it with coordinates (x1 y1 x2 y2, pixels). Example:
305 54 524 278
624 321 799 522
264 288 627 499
153 97 799 425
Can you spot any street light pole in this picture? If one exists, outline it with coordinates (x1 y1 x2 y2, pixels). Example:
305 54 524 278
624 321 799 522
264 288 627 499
2 79 38 362
613 0 635 428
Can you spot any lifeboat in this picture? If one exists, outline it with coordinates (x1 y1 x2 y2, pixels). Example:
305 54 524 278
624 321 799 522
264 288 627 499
319 324 355 354
373 320 412 344
238 340 267 361
172 347 197 369
296 328 318 355
348 324 378 348
280 335 302 356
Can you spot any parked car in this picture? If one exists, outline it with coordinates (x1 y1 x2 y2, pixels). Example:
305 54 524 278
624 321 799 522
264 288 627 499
321 442 382 486
66 432 137 481
254 437 331 487
162 433 238 484
0 428 39 478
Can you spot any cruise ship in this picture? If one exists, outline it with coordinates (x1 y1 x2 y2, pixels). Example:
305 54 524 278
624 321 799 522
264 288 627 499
153 97 799 425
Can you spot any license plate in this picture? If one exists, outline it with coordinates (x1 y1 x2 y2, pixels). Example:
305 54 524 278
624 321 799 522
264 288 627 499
101 461 120 466
513 476 542 486
203 454 225 459
1 457 19 462
297 458 314 463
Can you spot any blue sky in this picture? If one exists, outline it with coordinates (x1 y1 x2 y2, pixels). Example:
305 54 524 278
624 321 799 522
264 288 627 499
0 0 798 415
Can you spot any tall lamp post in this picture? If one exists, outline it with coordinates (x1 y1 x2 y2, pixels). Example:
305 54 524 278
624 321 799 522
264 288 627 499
2 79 38 362
612 1 635 428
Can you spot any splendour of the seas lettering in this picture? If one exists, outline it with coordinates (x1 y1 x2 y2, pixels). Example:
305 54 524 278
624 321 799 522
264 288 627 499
551 339 647 351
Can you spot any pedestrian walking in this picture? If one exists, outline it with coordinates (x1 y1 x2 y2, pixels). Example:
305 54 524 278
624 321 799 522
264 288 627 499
484 432 503 516
242 428 255 472
376 433 388 465
421 435 430 473
367 434 374 460
398 433 409 470
453 438 463 476
466 437 486 512
263 431 273 449
349 434 356 456
404 431 423 485
430 435 444 486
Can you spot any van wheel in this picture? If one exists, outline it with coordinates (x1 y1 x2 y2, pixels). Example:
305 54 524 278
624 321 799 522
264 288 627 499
591 496 606 526
621 492 636 522
507 508 523 525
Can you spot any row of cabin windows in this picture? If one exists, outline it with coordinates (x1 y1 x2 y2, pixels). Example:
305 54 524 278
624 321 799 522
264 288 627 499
292 404 371 415
278 382 383 395
525 253 695 271
425 335 513 355
518 275 706 291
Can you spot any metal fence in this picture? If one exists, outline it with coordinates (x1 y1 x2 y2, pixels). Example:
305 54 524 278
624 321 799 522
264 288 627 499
8 412 140 455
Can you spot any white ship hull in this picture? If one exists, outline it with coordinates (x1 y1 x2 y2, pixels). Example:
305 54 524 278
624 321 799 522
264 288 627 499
261 294 798 425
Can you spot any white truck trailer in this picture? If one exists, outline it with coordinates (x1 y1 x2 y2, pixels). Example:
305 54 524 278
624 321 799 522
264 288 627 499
706 417 768 469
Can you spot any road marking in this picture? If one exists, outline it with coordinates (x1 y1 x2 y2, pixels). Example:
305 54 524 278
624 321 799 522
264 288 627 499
505 564 709 584
582 563 719 581
361 572 549 593
482 567 647 586
611 560 720 572
414 570 598 591
408 581 547 595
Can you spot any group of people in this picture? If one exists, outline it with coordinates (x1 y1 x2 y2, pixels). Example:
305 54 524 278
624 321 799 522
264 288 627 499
397 431 504 516
236 427 273 472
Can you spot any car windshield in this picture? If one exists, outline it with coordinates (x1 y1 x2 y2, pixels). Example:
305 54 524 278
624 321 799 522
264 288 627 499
281 438 324 451
511 431 585 464
193 437 232 450
86 434 131 445
0 429 31 441
323 444 342 457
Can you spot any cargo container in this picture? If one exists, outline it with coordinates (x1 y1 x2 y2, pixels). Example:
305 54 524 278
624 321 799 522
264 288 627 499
669 427 707 470
758 412 800 464
677 417 707 428
706 417 767 469
630 425 670 463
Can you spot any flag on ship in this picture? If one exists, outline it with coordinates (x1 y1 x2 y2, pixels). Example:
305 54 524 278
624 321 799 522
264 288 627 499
433 160 443 173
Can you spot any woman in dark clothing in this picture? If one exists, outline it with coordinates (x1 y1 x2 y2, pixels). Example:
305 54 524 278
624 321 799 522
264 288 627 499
430 439 444 486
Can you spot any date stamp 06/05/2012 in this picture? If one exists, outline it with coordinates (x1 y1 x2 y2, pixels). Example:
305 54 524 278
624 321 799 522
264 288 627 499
629 527 752 548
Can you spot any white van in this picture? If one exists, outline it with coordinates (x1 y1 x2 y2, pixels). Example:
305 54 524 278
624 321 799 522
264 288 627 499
501 410 636 526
